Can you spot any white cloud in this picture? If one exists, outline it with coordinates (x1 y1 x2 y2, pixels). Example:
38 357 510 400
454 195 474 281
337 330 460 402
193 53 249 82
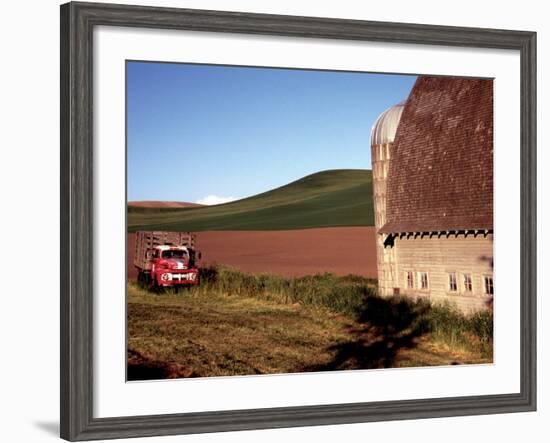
196 195 239 206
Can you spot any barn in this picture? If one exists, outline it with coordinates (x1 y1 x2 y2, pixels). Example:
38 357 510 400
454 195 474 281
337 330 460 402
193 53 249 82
371 76 494 312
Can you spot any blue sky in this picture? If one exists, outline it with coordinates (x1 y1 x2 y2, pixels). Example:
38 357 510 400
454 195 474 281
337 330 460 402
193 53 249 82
127 61 416 203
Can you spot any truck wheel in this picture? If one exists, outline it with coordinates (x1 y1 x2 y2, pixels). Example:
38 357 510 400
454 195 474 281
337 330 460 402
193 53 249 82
151 277 162 294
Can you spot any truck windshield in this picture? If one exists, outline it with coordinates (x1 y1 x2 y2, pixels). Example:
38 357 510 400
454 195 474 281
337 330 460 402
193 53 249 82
162 250 188 259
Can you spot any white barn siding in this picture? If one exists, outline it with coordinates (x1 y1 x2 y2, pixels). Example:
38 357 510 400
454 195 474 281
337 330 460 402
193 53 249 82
385 233 493 313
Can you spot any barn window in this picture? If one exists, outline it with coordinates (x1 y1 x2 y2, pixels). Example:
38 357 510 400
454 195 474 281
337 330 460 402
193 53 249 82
463 274 473 292
484 276 494 295
419 272 429 290
448 273 458 292
406 271 414 289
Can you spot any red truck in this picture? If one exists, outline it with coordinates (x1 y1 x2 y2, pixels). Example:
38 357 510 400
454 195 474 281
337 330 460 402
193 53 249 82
134 231 200 289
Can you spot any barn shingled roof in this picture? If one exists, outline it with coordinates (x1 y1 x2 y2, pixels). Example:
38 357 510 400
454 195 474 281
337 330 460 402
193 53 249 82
379 76 493 234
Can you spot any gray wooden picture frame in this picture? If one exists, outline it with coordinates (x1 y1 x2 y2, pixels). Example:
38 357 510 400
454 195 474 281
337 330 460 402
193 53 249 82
60 1 537 441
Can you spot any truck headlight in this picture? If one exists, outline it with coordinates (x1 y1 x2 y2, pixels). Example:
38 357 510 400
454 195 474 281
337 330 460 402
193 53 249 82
160 273 172 281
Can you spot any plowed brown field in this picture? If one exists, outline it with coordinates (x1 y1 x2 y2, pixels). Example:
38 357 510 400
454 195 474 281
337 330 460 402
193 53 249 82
127 227 377 279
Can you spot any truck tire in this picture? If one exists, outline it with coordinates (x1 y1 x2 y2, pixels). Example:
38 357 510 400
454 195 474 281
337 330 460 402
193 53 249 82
137 270 151 288
151 276 160 293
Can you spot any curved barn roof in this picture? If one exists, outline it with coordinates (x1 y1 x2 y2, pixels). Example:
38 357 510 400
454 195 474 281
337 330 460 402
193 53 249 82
370 101 406 146
379 76 493 234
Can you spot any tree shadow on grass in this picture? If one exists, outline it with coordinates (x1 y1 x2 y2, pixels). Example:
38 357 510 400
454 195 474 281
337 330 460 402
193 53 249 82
305 295 431 371
127 349 196 381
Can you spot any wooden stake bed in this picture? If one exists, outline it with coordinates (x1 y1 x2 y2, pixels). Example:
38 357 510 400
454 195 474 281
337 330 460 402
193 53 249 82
133 231 196 272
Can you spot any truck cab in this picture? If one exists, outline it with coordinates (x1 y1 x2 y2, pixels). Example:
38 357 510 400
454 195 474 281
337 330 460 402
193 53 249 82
134 231 200 289
150 245 199 286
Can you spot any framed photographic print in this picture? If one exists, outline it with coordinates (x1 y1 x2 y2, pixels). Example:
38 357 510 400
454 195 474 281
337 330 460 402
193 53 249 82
60 1 537 441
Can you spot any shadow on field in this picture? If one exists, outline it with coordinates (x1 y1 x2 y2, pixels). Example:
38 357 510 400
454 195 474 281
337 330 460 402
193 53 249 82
127 349 196 381
304 296 430 371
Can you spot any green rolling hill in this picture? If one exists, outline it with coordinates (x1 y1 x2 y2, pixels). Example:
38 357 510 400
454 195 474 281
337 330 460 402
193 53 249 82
128 169 374 232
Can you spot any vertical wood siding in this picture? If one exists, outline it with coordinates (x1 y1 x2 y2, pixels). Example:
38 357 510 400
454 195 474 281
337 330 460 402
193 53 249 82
385 233 494 312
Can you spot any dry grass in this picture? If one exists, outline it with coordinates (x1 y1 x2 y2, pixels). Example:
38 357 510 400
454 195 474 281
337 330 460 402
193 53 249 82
127 282 492 380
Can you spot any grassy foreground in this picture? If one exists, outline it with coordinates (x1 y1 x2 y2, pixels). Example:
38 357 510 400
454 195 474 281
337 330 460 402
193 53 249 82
128 169 373 232
127 268 492 380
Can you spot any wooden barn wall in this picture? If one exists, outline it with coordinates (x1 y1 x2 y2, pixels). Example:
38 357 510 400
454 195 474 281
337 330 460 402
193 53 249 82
379 233 494 313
